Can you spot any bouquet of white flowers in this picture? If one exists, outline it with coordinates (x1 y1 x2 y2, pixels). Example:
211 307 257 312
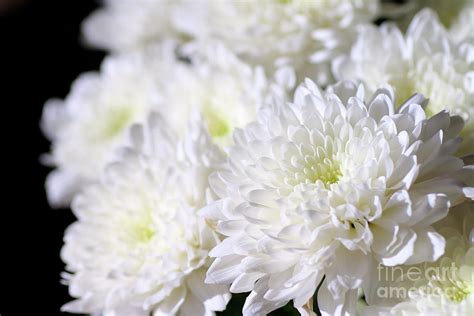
42 0 474 315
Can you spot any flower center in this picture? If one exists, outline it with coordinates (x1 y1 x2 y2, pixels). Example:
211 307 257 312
306 157 342 187
445 282 472 302
98 106 135 141
202 104 231 139
429 256 474 303
128 218 155 243
311 161 342 186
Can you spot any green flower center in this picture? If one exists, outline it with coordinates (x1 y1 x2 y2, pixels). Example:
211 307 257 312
430 257 474 304
307 158 342 186
445 283 472 303
129 219 155 243
202 104 231 139
101 106 135 139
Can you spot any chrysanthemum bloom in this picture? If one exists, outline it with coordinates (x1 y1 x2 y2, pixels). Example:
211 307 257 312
82 0 185 53
333 9 474 155
41 45 174 207
61 114 230 315
83 0 380 85
155 43 295 148
202 80 474 315
363 202 474 315
42 43 289 207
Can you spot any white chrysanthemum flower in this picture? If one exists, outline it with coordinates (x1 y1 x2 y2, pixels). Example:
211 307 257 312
83 0 379 85
82 0 185 52
364 202 474 316
61 114 230 315
161 43 295 147
42 43 290 207
333 9 474 155
192 0 379 85
41 46 174 207
202 79 474 315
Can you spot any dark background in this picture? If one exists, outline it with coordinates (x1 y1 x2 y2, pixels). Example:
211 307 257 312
2 0 103 314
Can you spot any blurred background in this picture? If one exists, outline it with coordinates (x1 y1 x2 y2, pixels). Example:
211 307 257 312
2 0 103 314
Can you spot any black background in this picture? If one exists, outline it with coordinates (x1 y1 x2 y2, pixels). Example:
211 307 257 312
2 0 103 314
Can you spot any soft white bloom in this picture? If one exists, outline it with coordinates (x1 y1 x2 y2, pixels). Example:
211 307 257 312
41 46 174 207
333 9 474 155
42 43 289 207
202 79 474 315
83 0 380 85
160 43 295 147
364 202 474 316
191 0 379 85
82 0 185 52
61 114 230 315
